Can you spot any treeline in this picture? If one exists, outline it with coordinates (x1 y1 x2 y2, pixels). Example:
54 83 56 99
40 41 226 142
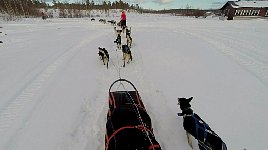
0 0 141 19
52 0 141 11
0 0 47 18
143 9 220 18
0 0 219 20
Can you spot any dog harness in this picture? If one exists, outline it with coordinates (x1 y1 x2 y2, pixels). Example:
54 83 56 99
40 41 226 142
192 113 209 142
180 107 210 142
115 35 121 44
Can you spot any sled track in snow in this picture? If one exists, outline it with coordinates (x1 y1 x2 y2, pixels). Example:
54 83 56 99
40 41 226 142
0 50 68 131
174 28 268 87
54 29 119 150
0 31 109 149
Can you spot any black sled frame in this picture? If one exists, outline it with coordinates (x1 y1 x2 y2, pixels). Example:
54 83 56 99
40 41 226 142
105 79 161 150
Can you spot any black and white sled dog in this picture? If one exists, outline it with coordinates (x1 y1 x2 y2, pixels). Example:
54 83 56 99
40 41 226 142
114 35 121 49
117 20 126 32
114 27 122 49
108 20 116 26
178 97 227 150
125 27 132 48
98 47 109 69
126 27 131 37
99 19 106 24
114 27 122 37
126 34 132 48
122 45 132 67
126 36 132 48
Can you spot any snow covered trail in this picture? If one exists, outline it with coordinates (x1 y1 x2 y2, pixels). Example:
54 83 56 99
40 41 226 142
54 19 189 149
130 16 268 150
172 19 268 149
0 15 268 150
0 19 114 150
54 17 191 150
173 18 268 87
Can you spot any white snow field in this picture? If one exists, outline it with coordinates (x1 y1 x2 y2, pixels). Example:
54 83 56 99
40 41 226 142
0 13 268 150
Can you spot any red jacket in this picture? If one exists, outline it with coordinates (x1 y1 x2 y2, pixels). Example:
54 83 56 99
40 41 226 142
121 12 126 21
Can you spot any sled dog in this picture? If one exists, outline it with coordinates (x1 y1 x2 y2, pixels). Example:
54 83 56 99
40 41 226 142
126 35 132 48
125 27 132 47
126 27 131 37
114 34 122 49
178 97 227 150
108 20 116 26
122 45 132 67
99 19 106 24
114 27 122 36
98 47 109 69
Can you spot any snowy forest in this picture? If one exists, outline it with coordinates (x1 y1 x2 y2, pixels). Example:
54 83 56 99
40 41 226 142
0 0 212 20
0 0 141 19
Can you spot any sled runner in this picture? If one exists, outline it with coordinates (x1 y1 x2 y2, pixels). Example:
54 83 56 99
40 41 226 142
105 79 161 150
178 97 227 150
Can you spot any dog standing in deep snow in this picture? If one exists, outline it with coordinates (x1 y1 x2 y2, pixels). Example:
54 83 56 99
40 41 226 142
177 97 227 150
98 47 109 69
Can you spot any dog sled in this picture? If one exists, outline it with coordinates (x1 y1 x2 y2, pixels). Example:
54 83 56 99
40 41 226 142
105 79 161 150
177 97 227 150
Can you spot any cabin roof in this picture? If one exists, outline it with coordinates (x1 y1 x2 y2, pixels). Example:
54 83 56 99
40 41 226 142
221 1 268 9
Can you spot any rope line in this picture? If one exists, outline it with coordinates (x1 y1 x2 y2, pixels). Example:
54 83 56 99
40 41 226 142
124 89 156 150
107 27 157 150
115 46 122 80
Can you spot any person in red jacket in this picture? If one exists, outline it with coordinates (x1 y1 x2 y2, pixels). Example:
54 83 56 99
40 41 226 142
41 11 46 20
120 11 126 29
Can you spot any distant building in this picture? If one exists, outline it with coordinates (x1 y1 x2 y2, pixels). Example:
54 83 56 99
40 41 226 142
220 0 268 20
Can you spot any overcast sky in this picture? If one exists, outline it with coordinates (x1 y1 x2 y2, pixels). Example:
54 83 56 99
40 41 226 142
45 0 229 9
125 0 228 9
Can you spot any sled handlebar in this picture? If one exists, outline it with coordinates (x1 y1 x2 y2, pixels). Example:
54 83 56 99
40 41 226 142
109 78 138 93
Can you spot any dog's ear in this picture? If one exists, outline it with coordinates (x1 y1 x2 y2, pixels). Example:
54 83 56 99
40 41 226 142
189 97 193 102
178 97 193 105
178 97 193 112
